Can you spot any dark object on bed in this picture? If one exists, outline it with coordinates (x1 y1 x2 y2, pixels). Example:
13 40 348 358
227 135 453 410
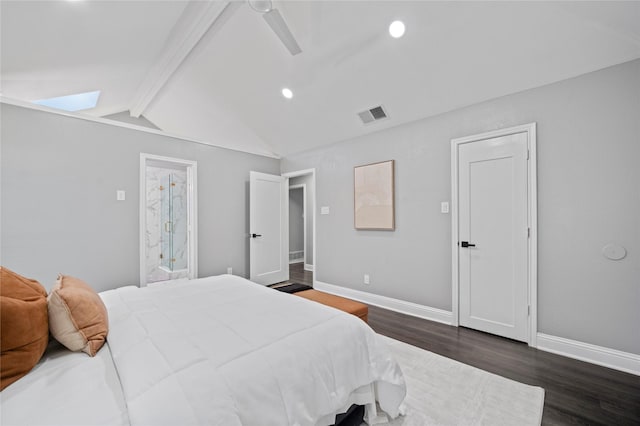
334 404 365 426
270 282 312 294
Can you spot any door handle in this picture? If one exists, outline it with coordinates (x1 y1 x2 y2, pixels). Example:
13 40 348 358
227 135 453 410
460 241 476 248
251 233 262 238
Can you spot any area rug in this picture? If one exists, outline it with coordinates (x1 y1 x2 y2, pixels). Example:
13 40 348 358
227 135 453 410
374 335 545 426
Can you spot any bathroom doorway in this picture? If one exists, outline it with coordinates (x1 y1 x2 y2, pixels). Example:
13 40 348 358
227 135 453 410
140 154 197 286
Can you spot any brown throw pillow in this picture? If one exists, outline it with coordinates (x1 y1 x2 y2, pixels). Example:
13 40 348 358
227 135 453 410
0 267 49 391
48 274 108 356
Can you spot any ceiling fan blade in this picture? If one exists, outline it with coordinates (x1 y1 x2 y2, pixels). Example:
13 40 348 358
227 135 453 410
263 8 302 56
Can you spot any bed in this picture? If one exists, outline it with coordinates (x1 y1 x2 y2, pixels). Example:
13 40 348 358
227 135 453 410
1 274 406 425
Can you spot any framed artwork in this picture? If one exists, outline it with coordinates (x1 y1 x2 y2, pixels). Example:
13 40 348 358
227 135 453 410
354 160 395 230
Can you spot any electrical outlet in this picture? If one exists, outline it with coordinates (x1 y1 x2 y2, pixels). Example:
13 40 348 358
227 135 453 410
227 267 232 275
441 201 449 213
363 274 370 285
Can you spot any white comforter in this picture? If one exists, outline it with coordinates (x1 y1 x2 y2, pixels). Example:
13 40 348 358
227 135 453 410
0 342 129 426
101 275 406 426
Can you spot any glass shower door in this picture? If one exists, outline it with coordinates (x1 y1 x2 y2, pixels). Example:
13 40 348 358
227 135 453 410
143 157 195 286
171 173 188 271
160 174 172 270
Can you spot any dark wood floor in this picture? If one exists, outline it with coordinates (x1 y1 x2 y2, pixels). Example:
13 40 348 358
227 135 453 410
368 306 640 425
281 262 313 286
289 264 640 425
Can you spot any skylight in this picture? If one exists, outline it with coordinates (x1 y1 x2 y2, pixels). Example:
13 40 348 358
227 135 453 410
33 90 100 112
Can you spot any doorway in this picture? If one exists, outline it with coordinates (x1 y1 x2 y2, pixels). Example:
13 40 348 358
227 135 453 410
289 185 305 266
285 170 315 282
140 154 197 287
248 169 316 286
451 123 537 346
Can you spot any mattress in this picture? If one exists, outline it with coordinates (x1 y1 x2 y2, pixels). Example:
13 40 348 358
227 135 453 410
1 274 406 426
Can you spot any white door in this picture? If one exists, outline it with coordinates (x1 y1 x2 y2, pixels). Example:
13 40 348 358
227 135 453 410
458 132 529 342
249 171 289 285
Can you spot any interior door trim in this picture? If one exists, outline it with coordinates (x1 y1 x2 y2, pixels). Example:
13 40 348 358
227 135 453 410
289 183 307 267
450 123 538 347
282 169 317 286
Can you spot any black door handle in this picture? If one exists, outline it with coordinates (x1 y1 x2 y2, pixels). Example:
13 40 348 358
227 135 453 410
460 241 476 248
251 233 262 238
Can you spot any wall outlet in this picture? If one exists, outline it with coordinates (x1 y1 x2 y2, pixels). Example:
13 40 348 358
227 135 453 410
441 201 449 213
321 206 330 215
363 274 370 285
227 267 233 275
116 190 126 201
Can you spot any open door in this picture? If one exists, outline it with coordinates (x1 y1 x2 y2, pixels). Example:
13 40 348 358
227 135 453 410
249 171 289 285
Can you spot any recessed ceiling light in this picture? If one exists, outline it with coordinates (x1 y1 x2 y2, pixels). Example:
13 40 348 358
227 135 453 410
389 20 405 38
281 88 293 99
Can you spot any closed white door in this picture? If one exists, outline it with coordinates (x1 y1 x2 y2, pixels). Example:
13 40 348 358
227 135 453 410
458 132 529 342
249 171 289 285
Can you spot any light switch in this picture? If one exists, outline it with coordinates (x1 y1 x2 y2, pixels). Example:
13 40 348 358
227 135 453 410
116 190 126 201
321 206 330 215
441 201 449 214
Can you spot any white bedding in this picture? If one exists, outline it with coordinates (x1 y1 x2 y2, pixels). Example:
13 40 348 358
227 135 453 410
0 341 129 426
1 275 406 426
102 275 406 425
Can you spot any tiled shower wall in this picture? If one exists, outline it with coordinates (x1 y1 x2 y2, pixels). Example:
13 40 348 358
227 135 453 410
145 166 188 283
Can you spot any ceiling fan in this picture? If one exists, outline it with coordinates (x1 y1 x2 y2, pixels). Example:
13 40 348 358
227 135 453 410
248 0 302 56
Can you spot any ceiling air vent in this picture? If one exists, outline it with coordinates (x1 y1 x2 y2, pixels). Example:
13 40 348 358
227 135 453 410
358 105 388 124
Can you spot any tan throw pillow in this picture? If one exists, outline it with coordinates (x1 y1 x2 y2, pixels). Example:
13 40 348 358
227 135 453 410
0 267 49 391
48 274 108 356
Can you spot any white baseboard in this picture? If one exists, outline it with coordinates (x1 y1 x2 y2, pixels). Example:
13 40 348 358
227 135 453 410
314 280 452 325
304 264 314 272
312 280 640 375
537 333 640 376
288 259 304 265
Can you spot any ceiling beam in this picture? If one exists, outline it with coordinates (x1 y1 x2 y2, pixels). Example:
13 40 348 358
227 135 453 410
129 1 239 118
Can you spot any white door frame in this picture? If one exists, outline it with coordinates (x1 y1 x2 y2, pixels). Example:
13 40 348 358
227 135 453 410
451 123 538 347
282 169 316 281
289 184 306 266
140 153 198 287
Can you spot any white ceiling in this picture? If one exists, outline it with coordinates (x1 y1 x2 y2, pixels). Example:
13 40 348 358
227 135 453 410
0 1 189 117
2 1 640 158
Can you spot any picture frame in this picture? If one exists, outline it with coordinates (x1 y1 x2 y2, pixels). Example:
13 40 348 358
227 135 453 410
354 160 395 230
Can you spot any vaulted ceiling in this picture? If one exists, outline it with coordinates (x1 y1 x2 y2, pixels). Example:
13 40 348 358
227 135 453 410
2 1 640 158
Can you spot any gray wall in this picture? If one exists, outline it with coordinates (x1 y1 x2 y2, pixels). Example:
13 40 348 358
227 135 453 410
290 174 314 266
289 187 304 253
282 59 640 355
1 104 280 292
